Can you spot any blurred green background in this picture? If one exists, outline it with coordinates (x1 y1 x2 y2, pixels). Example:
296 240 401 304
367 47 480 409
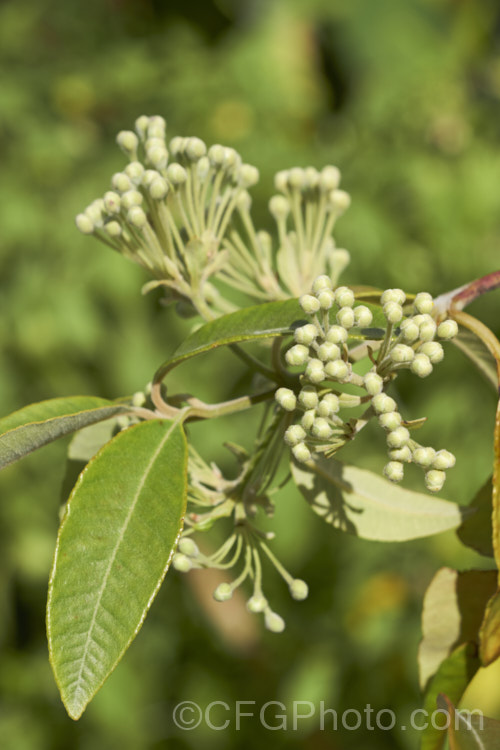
1 0 500 747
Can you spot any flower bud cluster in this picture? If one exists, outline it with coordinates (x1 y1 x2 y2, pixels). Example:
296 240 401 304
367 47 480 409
275 278 458 492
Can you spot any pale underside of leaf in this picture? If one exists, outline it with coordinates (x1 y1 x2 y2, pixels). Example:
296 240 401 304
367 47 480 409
291 457 467 542
47 418 187 720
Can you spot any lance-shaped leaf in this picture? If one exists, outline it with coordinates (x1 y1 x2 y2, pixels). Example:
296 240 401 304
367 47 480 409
452 328 499 393
419 568 497 690
457 478 494 558
0 396 131 470
437 693 500 750
420 644 481 750
291 458 467 542
479 589 500 666
492 399 500 576
47 418 187 720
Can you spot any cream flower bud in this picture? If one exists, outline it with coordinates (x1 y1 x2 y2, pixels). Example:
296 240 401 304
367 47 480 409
425 470 446 493
329 189 351 214
286 344 309 367
121 190 143 209
167 163 188 185
378 411 402 431
264 610 286 633
274 170 289 193
372 393 397 413
104 191 121 214
185 137 207 161
127 206 147 228
305 359 326 384
390 344 415 363
419 319 437 342
386 426 410 449
325 360 350 381
317 289 335 310
111 172 133 192
301 410 316 431
298 387 319 410
116 130 139 155
383 461 404 482
240 164 259 187
437 319 458 339
381 288 406 305
433 450 456 470
172 553 193 572
418 341 444 363
414 292 434 314
104 221 122 237
149 177 169 200
388 445 412 462
383 302 403 324
326 325 348 344
299 294 321 315
319 165 340 191
412 447 436 467
317 393 340 417
411 353 433 378
247 595 267 613
135 115 150 138
335 286 355 308
354 305 373 327
213 583 233 602
336 307 355 329
284 424 307 446
275 387 297 412
288 167 305 189
289 579 309 601
75 213 94 234
311 418 333 439
269 195 290 220
124 161 145 184
178 538 199 557
291 442 312 463
363 372 384 395
400 319 420 343
317 342 341 362
294 323 318 345
312 275 333 293
208 144 225 166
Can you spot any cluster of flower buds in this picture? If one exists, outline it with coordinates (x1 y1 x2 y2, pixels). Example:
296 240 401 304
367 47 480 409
275 279 459 492
171 446 309 633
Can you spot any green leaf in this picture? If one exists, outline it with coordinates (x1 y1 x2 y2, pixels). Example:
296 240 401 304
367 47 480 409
437 693 500 750
0 397 130 470
479 589 500 666
420 645 481 750
492 399 500 576
47 419 188 720
452 328 499 393
419 568 497 690
291 457 467 542
457 478 494 558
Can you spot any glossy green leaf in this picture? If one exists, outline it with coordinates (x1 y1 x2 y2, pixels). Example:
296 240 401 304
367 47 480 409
0 397 130 470
291 457 466 542
452 328 499 393
47 419 188 720
437 693 500 750
419 568 497 690
479 589 500 666
420 645 481 750
457 478 494 558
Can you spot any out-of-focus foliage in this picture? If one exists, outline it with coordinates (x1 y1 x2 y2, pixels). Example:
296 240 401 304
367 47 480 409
1 0 499 747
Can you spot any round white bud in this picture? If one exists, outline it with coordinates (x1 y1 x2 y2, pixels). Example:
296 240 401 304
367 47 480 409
326 325 348 344
167 163 188 185
285 344 309 367
383 302 403 324
301 410 316 431
303 167 319 190
172 553 193 573
319 165 340 191
311 418 333 440
419 319 437 342
124 161 145 185
305 359 326 384
336 307 355 329
247 595 267 613
363 372 384 396
414 292 434 314
372 393 397 413
149 177 169 200
383 461 404 483
317 289 335 310
418 341 444 363
381 288 406 305
354 305 373 327
437 319 458 339
312 275 333 293
147 146 168 169
291 442 312 463
317 393 340 417
411 353 433 378
294 323 318 345
288 167 305 189
329 189 351 213
135 115 150 138
178 538 199 557
299 387 319 410
275 387 297 412
111 172 133 192
75 213 94 234
400 319 420 343
264 610 286 633
104 221 122 237
386 426 410 449
425 470 446 493
208 144 225 166
103 191 121 214
335 286 355 308
269 195 290 220
412 447 436 467
317 342 341 362
388 445 412 462
185 137 207 161
127 206 147 228
432 450 456 470
378 411 402 431
390 344 415 364
284 425 307 447
299 294 321 315
274 170 289 193
121 190 143 209
213 583 233 602
116 130 139 155
289 579 309 601
169 136 185 156
240 164 259 187
324 360 350 381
